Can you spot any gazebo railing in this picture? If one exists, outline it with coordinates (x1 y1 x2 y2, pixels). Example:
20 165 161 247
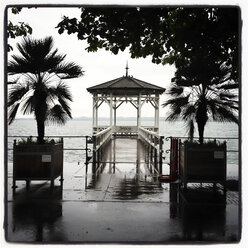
138 127 164 173
92 126 113 152
138 127 162 150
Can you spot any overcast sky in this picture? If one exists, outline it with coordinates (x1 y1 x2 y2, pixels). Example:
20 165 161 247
8 7 176 118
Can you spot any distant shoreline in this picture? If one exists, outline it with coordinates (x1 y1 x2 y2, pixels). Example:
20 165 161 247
14 116 225 122
15 117 162 121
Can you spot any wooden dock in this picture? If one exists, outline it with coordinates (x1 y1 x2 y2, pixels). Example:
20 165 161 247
90 127 164 175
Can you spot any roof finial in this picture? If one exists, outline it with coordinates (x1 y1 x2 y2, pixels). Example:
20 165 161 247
125 61 129 77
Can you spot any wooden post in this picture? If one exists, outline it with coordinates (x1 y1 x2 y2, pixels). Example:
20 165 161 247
113 138 116 174
110 93 113 127
154 148 158 171
155 94 159 131
137 93 141 129
97 150 100 170
150 145 153 163
114 97 116 132
96 101 98 129
93 94 97 131
92 135 97 169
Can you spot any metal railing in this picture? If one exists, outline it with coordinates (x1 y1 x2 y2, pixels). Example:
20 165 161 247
163 136 239 174
8 135 93 165
164 136 239 153
8 135 91 151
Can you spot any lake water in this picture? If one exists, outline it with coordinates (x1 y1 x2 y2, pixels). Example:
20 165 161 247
7 119 239 179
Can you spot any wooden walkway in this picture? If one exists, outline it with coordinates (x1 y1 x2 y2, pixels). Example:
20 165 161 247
90 126 164 176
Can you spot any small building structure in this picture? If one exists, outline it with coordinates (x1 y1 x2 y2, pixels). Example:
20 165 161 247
87 68 165 134
87 68 165 173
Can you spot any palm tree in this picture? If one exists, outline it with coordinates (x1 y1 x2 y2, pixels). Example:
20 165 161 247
8 36 83 143
163 65 239 144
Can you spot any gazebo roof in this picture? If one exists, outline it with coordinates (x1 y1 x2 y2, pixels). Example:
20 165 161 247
87 76 166 95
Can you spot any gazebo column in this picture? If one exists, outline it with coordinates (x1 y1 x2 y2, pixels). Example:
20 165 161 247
92 94 97 131
110 93 113 127
155 94 159 131
137 93 141 129
96 103 98 129
114 97 117 131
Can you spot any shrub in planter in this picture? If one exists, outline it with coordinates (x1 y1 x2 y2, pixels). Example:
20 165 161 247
179 140 227 188
8 36 83 189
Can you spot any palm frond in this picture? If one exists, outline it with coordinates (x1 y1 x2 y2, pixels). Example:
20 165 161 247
51 62 84 79
208 98 239 113
217 82 239 90
8 103 20 124
207 99 218 120
182 104 196 120
47 104 71 125
8 79 18 85
8 83 30 107
214 106 239 124
219 92 238 100
57 97 72 118
164 95 190 121
8 56 30 74
44 50 66 72
185 119 195 140
167 84 184 96
21 95 35 115
48 82 73 101
163 95 189 108
165 110 181 121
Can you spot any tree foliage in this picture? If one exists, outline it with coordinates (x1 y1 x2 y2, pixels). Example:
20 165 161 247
7 8 33 51
56 7 240 142
56 7 239 82
8 36 84 143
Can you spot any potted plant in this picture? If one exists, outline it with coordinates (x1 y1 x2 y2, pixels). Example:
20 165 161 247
163 50 239 188
179 140 227 188
8 36 83 188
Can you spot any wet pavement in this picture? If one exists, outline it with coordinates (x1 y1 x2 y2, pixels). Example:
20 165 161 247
5 138 241 243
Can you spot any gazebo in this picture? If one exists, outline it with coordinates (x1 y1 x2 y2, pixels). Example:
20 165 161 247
87 69 165 135
86 68 166 172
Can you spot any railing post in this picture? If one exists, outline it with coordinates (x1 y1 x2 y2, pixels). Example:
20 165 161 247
12 140 17 191
154 148 158 170
159 136 164 174
60 138 64 185
150 146 153 164
92 135 97 166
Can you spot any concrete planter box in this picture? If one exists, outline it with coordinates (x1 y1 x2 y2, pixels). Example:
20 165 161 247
13 140 64 189
179 141 226 188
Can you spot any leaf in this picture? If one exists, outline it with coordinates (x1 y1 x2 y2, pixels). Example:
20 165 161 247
8 83 29 107
47 104 70 125
8 103 20 124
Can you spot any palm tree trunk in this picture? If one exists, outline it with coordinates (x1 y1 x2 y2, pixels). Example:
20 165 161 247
37 119 45 143
197 122 205 144
196 89 208 145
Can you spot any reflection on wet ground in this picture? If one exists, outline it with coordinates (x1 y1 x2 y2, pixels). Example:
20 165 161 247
6 138 240 243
